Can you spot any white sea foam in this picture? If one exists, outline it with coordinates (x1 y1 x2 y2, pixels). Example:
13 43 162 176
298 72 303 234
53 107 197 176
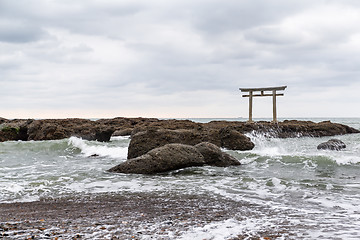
1 182 24 193
177 218 243 240
178 217 293 240
329 154 360 165
272 177 286 191
68 136 127 159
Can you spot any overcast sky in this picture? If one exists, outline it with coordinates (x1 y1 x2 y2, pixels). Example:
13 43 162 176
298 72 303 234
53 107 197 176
1 0 360 119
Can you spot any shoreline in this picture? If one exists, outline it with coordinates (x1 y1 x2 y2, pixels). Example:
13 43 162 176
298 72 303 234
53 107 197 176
0 192 293 239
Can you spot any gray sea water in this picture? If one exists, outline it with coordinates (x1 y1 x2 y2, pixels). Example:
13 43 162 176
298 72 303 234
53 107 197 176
1 118 360 239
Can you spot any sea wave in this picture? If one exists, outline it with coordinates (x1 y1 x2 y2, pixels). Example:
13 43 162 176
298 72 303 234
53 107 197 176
68 136 128 159
244 132 360 165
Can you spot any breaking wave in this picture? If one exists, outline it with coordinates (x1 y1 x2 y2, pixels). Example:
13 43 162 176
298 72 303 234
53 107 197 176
68 136 128 159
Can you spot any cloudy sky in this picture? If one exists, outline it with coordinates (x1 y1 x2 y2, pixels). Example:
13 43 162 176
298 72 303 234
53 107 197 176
1 0 360 119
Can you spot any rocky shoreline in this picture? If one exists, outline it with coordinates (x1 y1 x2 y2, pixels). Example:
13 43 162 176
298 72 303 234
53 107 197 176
0 117 358 144
0 192 296 239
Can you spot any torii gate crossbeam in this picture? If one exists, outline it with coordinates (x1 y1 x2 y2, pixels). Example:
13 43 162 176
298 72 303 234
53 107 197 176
239 86 287 123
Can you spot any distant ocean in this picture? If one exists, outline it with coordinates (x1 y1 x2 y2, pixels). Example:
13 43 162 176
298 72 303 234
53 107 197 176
1 118 360 239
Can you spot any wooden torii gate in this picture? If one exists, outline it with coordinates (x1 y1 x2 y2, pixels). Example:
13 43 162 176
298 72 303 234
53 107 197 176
239 86 287 123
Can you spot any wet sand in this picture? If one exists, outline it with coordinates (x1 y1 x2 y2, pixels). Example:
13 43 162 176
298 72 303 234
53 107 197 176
0 193 290 239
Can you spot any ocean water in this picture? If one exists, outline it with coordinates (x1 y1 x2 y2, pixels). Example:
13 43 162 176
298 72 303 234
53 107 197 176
1 118 360 239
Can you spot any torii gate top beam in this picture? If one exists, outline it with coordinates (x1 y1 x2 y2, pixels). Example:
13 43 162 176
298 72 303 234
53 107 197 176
239 86 287 92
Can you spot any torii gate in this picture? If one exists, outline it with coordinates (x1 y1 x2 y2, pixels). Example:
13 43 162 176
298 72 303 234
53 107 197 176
239 86 287 123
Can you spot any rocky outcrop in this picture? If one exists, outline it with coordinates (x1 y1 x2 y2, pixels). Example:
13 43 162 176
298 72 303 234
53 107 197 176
27 119 115 142
317 139 346 151
109 143 206 174
194 142 240 167
97 117 160 136
109 142 240 174
223 120 360 138
127 128 254 159
0 118 115 142
0 117 358 144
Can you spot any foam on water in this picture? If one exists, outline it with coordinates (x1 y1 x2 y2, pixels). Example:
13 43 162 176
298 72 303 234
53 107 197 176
68 136 128 159
0 137 131 202
178 218 244 240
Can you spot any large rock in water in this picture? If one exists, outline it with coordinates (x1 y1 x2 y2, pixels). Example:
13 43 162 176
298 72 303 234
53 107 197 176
127 128 254 159
109 143 206 174
109 142 240 174
317 139 346 151
194 142 240 167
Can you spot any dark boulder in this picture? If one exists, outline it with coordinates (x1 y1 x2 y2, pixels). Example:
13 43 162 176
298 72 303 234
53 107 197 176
194 142 240 167
317 139 346 151
109 143 206 174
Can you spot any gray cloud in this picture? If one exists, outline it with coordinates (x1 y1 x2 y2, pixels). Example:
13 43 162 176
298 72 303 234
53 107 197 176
0 19 45 43
190 0 312 34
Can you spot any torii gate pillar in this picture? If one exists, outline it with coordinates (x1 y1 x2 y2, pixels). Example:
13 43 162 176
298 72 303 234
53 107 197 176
239 86 287 123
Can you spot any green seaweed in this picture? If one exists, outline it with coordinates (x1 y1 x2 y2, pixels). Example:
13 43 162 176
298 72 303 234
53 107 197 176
1 126 20 134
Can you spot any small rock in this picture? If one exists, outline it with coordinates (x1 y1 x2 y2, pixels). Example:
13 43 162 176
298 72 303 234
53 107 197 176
317 139 346 151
